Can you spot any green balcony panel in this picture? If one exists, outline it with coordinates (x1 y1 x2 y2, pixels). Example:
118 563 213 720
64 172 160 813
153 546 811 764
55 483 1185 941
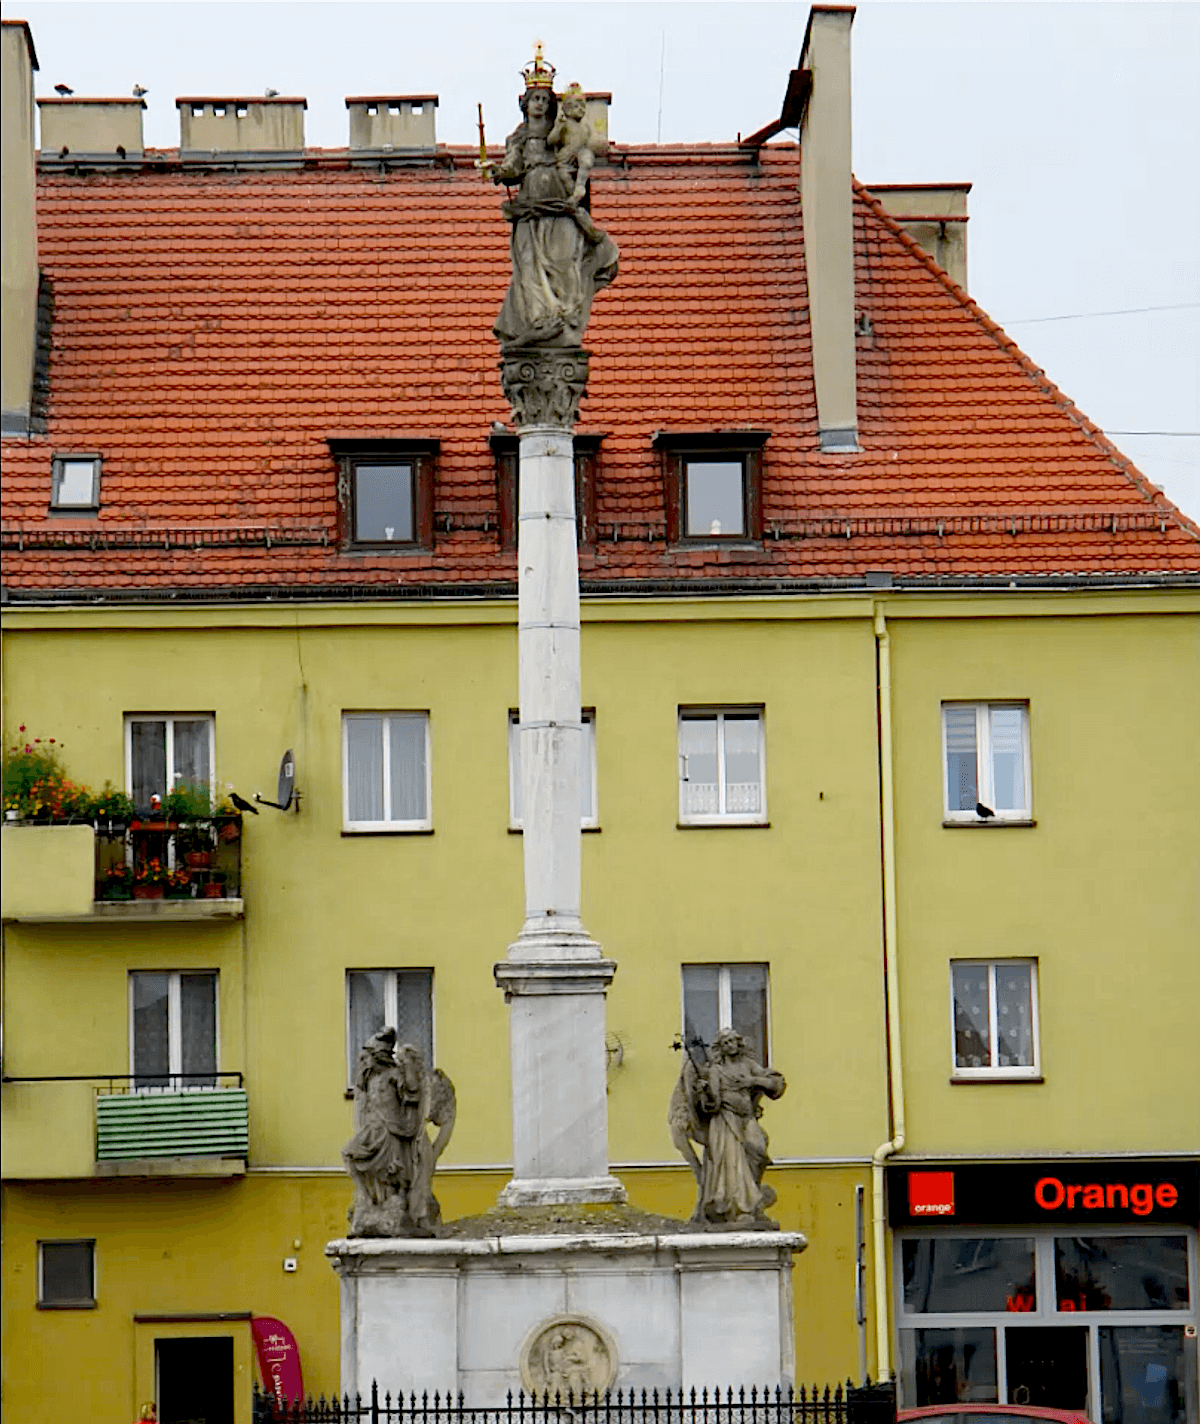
95 1088 249 1161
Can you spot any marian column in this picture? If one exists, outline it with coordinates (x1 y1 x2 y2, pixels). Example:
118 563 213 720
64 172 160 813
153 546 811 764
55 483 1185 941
488 50 624 1206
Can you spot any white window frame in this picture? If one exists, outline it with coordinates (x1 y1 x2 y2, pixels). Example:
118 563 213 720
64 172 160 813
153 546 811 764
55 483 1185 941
894 1225 1199 1412
50 454 101 510
341 712 432 833
941 701 1032 822
344 968 435 1086
123 714 216 804
508 708 598 830
949 958 1040 1080
128 970 220 1092
677 707 767 826
37 1239 97 1308
680 962 772 1063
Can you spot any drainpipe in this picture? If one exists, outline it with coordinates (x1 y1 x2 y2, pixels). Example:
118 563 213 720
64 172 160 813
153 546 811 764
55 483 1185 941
872 604 905 1381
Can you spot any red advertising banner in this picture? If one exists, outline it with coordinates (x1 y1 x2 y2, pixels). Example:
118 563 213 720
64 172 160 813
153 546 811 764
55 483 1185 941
251 1316 304 1406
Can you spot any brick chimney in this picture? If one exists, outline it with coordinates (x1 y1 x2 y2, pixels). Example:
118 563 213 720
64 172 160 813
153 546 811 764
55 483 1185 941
178 96 306 161
1 19 39 436
37 96 145 160
799 5 858 452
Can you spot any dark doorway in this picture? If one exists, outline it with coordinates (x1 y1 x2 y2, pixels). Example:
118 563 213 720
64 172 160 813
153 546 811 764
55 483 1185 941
1007 1326 1088 1408
156 1336 234 1424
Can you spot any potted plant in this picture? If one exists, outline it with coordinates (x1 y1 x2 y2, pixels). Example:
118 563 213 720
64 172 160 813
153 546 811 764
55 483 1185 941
213 793 242 842
201 870 228 900
165 780 217 864
2 731 92 823
99 863 134 901
165 866 193 899
88 783 136 833
133 857 169 900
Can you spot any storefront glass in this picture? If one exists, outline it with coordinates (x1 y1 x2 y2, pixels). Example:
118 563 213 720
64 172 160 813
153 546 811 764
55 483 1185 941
1057 1237 1190 1313
1099 1326 1198 1424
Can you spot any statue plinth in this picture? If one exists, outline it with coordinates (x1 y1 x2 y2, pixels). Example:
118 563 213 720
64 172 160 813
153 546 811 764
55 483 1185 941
499 345 590 430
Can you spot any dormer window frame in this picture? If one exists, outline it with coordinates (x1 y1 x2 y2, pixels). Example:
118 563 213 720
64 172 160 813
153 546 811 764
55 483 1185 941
655 430 769 546
492 431 601 553
328 438 438 555
50 453 102 514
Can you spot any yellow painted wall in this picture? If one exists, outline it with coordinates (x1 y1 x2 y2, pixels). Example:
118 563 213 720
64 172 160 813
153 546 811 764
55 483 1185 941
1 824 96 918
889 611 1200 1156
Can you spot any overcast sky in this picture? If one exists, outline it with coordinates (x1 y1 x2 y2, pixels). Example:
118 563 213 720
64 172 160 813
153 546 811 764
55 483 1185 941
11 0 1200 519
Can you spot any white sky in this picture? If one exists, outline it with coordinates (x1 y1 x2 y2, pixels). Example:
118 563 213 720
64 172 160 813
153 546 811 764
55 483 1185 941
9 0 1200 519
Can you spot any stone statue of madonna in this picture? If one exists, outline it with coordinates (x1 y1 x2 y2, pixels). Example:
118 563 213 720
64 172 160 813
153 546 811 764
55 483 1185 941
491 55 619 352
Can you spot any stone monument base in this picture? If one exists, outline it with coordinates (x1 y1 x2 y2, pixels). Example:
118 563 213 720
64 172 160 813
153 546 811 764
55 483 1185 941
327 1223 806 1402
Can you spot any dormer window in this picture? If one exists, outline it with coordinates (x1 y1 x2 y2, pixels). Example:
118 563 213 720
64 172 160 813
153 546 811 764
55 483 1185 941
329 439 437 552
655 431 768 544
51 455 101 511
492 431 600 552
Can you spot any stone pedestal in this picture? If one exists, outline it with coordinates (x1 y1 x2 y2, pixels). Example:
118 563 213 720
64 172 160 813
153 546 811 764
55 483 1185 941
328 1228 807 1402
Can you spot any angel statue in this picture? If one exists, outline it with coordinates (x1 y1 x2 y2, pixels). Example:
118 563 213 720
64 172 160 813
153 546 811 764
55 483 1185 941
342 1026 457 1238
669 1028 786 1229
487 45 619 351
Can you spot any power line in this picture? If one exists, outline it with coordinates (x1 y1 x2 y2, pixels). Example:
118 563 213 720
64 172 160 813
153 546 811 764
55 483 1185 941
1105 430 1200 438
1003 302 1200 325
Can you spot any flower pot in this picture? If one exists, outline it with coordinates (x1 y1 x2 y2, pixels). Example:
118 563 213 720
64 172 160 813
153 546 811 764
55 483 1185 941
201 881 225 899
217 820 240 843
101 888 133 902
185 851 212 869
133 884 165 900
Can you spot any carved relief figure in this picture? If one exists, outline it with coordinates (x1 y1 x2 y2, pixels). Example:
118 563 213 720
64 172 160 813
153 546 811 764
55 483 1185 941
342 1027 456 1237
490 48 618 351
520 1316 617 1399
669 1028 786 1228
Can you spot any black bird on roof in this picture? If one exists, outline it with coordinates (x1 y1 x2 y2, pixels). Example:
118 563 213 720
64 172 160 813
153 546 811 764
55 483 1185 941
976 802 996 819
54 83 74 96
229 792 260 816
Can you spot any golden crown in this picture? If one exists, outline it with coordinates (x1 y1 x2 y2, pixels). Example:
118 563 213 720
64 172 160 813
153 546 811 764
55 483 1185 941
521 40 556 91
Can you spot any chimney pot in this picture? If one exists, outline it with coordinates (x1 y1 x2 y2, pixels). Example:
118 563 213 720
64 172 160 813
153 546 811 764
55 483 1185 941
177 96 306 158
346 95 437 152
37 96 145 160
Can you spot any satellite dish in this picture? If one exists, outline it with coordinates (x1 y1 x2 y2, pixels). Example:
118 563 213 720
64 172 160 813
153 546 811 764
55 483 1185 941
253 749 296 812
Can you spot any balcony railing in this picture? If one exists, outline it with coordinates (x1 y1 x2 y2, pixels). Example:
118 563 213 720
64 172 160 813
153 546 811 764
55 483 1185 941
96 815 243 902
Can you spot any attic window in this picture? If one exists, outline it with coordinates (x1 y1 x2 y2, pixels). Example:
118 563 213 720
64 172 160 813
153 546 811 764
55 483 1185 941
330 440 438 553
654 431 769 545
492 432 600 553
51 455 101 511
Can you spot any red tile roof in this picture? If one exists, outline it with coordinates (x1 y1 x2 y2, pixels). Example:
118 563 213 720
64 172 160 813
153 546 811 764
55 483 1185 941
3 143 1197 596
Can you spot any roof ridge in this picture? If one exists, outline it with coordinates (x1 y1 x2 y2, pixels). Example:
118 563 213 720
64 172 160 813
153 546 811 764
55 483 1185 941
852 178 1200 545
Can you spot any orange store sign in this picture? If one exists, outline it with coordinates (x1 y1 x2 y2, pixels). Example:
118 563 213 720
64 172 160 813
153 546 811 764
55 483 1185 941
891 1161 1197 1227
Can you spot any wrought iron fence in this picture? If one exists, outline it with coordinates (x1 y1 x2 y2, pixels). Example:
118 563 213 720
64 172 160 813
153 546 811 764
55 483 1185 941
253 1381 896 1424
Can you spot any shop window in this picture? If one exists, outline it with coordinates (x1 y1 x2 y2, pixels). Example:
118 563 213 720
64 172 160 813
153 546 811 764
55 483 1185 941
899 1326 998 1405
508 708 597 829
130 971 218 1090
330 439 437 552
346 969 434 1084
1099 1326 1198 1422
50 454 101 510
942 702 1031 822
903 1237 1037 1314
493 431 600 551
125 714 214 814
681 963 770 1066
950 960 1039 1078
678 708 766 825
1055 1236 1190 1313
655 430 768 544
342 712 431 831
38 1240 95 1308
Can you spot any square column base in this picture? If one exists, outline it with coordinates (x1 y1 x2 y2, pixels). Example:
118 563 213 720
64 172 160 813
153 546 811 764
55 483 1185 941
498 1175 627 1207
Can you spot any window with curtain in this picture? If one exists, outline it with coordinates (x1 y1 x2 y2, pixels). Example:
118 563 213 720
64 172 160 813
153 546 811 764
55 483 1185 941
681 963 770 1065
678 708 766 824
342 713 430 830
38 1240 96 1307
942 702 1031 821
125 715 214 813
950 960 1039 1077
130 971 218 1089
346 969 434 1083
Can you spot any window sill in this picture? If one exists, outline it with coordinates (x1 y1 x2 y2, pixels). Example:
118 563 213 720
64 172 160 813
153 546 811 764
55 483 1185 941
338 545 432 558
950 1074 1045 1085
37 1300 96 1310
507 825 601 835
341 827 434 837
676 820 770 830
942 818 1036 829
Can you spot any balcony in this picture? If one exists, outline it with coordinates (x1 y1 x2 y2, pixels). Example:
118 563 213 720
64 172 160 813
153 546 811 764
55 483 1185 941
2 1074 248 1179
1 819 244 923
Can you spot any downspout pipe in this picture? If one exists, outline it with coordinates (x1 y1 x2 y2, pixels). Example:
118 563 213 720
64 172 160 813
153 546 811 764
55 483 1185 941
872 605 905 1381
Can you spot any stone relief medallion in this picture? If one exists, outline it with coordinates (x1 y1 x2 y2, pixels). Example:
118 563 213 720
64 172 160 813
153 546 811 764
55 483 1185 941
519 1314 618 1398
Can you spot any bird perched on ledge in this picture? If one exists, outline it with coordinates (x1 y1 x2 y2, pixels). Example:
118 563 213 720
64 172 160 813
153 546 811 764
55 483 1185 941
132 84 148 98
54 83 73 95
230 792 260 815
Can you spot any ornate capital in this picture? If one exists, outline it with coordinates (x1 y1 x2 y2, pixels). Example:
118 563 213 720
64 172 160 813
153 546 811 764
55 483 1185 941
499 346 590 430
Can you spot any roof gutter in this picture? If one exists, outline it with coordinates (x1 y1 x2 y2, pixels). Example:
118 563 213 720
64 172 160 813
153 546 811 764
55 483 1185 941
872 604 905 1382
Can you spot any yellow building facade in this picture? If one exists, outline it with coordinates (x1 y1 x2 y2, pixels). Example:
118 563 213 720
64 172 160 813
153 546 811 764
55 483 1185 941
3 590 1198 1418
